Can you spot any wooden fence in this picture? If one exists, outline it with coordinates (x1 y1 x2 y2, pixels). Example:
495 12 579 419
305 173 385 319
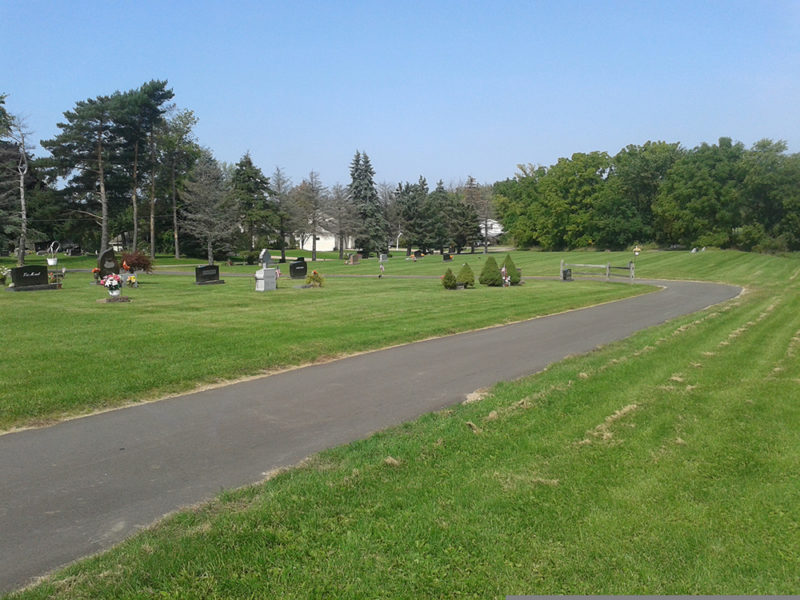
560 259 635 281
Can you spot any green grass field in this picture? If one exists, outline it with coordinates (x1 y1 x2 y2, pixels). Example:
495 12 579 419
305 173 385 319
4 249 800 597
0 252 648 431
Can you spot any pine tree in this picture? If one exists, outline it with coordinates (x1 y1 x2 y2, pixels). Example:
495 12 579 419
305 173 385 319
350 151 387 257
232 152 271 250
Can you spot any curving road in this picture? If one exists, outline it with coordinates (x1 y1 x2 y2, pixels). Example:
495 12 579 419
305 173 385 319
0 279 740 593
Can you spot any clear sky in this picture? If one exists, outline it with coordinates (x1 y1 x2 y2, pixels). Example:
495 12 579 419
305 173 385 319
2 0 798 188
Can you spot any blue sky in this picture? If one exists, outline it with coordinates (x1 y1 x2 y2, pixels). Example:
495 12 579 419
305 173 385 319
2 0 798 188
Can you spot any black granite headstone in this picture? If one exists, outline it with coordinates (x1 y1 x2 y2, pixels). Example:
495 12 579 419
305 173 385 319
11 265 48 287
7 265 59 291
98 248 119 278
443 253 452 262
195 264 224 285
289 258 308 279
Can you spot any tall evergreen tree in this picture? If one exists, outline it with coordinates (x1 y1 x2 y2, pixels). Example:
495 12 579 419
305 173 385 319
232 152 271 250
114 80 174 253
42 93 120 251
396 176 428 254
423 180 450 253
349 151 387 257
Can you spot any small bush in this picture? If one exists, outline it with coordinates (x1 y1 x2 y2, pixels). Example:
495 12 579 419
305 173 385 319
305 270 324 287
456 263 475 288
478 256 503 287
502 254 521 285
121 251 154 273
442 268 457 289
244 251 260 265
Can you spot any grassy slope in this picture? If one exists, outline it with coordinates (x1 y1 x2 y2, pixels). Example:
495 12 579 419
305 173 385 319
5 249 800 597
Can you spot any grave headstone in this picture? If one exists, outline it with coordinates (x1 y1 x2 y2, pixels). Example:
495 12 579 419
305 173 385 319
255 267 277 292
195 264 225 285
414 250 423 258
258 248 271 268
379 253 388 262
98 248 119 278
290 257 308 279
443 253 452 262
7 265 58 291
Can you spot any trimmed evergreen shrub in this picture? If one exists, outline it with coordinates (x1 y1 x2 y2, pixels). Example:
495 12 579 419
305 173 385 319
442 268 457 289
502 254 521 285
456 263 475 288
479 256 503 286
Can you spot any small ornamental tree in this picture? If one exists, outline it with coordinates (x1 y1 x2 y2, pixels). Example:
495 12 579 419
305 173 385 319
121 251 154 273
442 268 457 289
502 254 521 285
456 263 475 288
479 256 503 286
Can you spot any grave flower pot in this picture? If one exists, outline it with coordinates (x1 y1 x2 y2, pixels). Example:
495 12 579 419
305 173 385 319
109 288 121 297
47 257 58 266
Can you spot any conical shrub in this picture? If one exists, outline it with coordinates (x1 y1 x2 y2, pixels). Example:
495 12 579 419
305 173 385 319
456 263 475 288
502 254 521 285
479 256 503 287
442 268 457 289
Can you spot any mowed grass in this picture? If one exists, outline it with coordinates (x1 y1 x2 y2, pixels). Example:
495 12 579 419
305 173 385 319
5 249 800 597
0 263 647 431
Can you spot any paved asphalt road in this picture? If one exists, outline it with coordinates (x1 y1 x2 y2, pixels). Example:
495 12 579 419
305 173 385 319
0 279 740 594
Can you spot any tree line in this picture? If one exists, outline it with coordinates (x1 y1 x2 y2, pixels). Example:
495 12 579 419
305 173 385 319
494 138 800 252
1 83 494 265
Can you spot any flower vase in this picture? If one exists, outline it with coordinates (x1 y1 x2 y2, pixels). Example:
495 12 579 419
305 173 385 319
109 288 121 297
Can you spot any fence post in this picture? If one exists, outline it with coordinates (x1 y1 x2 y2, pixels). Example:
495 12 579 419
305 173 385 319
629 261 635 281
560 259 564 280
606 263 610 281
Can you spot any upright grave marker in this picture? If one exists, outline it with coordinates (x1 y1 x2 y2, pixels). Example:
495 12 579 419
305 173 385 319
7 265 59 291
195 264 225 285
290 257 308 279
98 248 119 278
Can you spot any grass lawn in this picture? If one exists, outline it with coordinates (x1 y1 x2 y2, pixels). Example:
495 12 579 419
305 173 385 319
1 255 647 431
4 249 800 597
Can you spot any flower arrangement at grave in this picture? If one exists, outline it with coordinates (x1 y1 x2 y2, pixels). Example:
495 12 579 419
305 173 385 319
92 267 101 281
305 270 324 287
0 266 9 286
126 275 138 288
100 273 122 294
